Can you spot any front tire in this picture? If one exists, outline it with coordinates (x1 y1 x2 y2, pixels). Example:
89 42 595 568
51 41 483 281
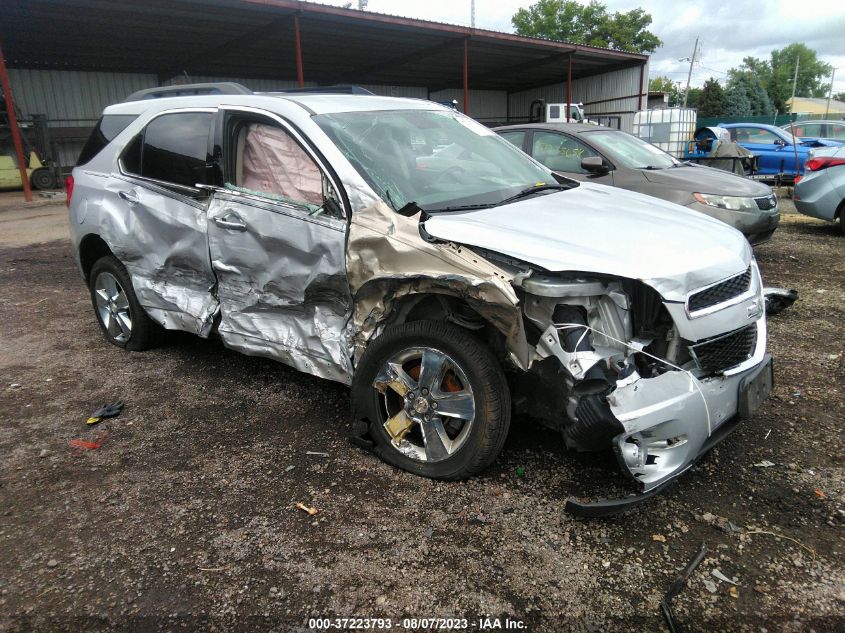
352 320 511 480
89 255 162 351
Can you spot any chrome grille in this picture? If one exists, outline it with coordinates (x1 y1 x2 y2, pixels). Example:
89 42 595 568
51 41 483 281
688 267 752 313
689 324 757 374
755 194 778 211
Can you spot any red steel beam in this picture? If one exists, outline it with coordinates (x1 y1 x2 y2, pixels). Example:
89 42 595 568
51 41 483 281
566 54 572 122
294 13 304 87
0 43 32 202
463 38 469 115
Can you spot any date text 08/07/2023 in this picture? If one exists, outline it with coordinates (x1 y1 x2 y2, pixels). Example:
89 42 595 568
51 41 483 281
307 617 527 630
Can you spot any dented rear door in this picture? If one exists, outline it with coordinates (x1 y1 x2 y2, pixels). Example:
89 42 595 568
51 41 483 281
207 109 352 383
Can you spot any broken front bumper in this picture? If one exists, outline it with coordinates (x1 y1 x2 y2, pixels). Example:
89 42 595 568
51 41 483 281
567 322 772 517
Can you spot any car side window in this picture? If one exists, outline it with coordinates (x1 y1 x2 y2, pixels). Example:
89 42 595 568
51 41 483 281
498 131 526 150
531 131 597 173
829 124 845 140
226 120 342 218
120 111 213 190
735 128 779 144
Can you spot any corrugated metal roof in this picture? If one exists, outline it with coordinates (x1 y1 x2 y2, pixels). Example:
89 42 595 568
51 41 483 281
1 0 646 93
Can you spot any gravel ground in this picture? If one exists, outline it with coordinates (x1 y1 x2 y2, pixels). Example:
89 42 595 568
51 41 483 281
0 199 843 632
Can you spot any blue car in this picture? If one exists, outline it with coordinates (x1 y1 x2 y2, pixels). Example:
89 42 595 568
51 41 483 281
719 123 843 182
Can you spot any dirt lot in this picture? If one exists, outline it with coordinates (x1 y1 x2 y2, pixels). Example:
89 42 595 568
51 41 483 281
1 199 843 632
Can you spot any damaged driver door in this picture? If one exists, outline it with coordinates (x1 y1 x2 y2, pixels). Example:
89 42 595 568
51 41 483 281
206 108 352 383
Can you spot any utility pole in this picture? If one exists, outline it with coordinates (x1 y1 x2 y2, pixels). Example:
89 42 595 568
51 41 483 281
682 36 699 108
471 0 475 27
825 67 837 118
789 55 800 113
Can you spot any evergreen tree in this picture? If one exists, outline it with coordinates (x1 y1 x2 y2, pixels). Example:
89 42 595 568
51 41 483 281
698 78 726 117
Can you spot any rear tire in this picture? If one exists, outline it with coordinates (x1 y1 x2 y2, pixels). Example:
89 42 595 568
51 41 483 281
30 167 57 191
89 255 163 351
352 320 511 480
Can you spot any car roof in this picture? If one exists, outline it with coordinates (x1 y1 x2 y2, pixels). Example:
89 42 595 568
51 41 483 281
102 93 446 117
720 123 780 130
492 123 610 133
783 120 845 126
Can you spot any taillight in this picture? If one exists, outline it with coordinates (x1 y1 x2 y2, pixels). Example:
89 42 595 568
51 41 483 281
65 175 74 208
805 156 845 172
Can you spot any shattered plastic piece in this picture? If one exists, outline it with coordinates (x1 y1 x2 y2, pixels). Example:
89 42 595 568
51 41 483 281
515 466 525 477
652 534 667 543
728 586 739 599
814 489 827 499
285 465 295 472
753 460 776 468
763 287 798 315
305 451 330 457
295 502 319 516
69 438 103 451
712 569 738 585
660 542 707 633
86 417 102 426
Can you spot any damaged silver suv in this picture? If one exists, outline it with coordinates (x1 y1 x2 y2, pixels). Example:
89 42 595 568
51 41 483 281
69 84 772 514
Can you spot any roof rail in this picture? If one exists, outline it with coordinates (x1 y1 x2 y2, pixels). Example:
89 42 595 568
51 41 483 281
268 85 375 96
123 82 252 103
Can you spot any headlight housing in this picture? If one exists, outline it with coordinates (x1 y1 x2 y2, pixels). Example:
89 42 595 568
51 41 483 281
693 193 759 212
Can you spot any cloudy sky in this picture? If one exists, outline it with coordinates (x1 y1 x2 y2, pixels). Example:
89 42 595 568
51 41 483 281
322 0 845 95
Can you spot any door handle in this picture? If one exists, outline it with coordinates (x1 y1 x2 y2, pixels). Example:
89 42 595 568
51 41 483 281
214 212 247 232
118 190 140 204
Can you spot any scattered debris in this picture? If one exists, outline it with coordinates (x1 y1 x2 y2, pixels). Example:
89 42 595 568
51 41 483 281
652 534 667 543
295 502 319 516
69 430 108 453
86 401 125 426
305 451 329 457
38 449 51 459
46 559 58 568
660 542 707 633
814 489 827 499
703 579 717 594
284 465 295 472
745 529 816 561
712 569 738 585
754 460 776 468
728 586 739 599
515 466 525 477
763 287 799 315
764 429 772 440
197 567 226 572
9 383 21 389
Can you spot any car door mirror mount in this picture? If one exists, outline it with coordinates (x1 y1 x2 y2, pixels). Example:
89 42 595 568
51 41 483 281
581 156 610 174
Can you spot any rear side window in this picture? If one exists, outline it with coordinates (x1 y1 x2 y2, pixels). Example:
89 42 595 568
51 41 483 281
76 114 138 166
139 112 213 188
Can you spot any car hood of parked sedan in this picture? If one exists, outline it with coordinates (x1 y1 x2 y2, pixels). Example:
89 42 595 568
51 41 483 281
642 164 771 197
423 182 752 302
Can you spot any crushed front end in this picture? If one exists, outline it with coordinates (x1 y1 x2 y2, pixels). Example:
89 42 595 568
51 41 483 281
515 262 772 515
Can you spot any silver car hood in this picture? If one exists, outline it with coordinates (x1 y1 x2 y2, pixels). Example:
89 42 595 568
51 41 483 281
423 182 752 301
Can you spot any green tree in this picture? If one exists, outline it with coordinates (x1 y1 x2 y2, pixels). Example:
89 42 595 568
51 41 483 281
685 87 702 109
697 78 726 117
724 82 752 117
649 76 681 105
512 0 662 53
766 43 832 111
726 69 774 116
834 92 845 103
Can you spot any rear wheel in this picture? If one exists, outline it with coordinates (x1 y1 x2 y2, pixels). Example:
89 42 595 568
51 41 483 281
30 167 57 190
352 320 510 480
89 256 162 351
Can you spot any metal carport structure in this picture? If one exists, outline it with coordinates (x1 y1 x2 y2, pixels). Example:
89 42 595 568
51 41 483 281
0 0 649 189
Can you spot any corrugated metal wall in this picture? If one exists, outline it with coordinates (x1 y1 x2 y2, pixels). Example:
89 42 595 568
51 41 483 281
508 64 647 132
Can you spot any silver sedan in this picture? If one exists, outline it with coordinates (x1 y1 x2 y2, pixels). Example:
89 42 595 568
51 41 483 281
794 147 845 233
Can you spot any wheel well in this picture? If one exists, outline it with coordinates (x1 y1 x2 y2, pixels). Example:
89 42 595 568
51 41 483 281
78 234 113 282
383 293 508 360
835 198 845 221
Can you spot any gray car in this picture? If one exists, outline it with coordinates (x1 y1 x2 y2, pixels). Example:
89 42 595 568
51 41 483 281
68 86 772 514
794 146 845 233
495 123 780 245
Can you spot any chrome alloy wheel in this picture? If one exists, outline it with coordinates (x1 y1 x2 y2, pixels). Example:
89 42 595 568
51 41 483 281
94 271 132 343
373 347 476 463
